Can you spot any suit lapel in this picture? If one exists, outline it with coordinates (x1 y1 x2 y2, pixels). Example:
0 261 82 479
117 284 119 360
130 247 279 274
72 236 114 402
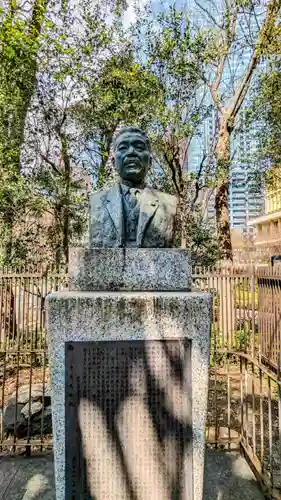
106 184 123 246
137 187 159 246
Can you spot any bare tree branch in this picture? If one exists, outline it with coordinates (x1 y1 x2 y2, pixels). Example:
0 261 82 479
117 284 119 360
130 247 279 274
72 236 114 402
188 152 207 213
229 0 281 120
39 152 62 175
194 0 223 29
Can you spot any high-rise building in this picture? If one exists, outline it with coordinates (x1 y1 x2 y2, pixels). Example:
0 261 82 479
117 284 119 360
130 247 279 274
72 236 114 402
186 0 265 229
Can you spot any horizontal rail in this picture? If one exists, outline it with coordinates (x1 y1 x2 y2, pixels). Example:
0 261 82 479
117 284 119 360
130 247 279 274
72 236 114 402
0 439 52 447
241 444 281 500
206 437 241 444
0 274 66 278
214 349 281 386
192 273 255 278
0 349 47 354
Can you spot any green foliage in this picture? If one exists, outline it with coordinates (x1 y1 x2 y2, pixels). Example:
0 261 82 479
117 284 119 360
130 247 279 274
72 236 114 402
249 67 281 170
189 214 221 267
136 6 211 154
4 0 272 267
73 48 163 188
130 6 217 257
183 0 281 260
5 0 127 266
0 0 50 264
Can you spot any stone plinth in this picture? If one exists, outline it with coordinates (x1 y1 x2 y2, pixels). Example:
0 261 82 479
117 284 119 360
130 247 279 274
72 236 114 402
68 247 192 291
46 290 211 500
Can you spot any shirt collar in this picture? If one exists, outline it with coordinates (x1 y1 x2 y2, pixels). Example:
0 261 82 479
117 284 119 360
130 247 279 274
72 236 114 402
120 183 146 196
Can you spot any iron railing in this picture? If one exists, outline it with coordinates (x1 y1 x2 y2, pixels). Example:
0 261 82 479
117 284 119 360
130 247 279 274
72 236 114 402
0 267 67 454
0 265 280 498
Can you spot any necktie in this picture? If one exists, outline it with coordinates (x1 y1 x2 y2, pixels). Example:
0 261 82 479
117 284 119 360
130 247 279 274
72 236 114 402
128 188 139 208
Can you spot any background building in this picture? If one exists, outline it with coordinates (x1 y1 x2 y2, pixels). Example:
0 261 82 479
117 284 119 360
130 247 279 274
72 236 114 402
247 168 281 259
186 0 265 230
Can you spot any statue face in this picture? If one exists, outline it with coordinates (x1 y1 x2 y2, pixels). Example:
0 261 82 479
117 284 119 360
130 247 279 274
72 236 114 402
114 131 151 185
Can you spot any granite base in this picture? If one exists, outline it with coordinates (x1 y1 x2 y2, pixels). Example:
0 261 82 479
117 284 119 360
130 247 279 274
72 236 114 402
68 247 192 291
46 290 211 500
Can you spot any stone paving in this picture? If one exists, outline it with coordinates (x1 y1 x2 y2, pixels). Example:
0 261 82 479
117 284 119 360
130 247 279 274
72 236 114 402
0 449 265 499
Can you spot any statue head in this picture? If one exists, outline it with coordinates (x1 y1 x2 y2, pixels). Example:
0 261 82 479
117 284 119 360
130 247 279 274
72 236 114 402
113 127 151 186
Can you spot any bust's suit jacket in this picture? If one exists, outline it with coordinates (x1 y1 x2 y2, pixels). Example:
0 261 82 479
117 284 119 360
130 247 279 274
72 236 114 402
89 183 178 247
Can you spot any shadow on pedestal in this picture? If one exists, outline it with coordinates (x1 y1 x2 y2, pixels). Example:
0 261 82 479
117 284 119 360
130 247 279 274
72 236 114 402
65 340 193 500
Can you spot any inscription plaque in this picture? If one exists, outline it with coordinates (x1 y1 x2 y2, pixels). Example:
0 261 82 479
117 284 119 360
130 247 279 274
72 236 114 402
65 340 193 499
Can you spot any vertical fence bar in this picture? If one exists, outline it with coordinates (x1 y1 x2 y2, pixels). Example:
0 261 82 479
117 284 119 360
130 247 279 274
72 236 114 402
259 368 264 469
222 271 226 346
265 272 269 364
26 275 31 351
233 276 236 351
26 273 33 455
35 275 40 350
242 276 246 352
41 269 49 450
214 273 218 446
22 276 26 352
268 376 273 487
39 272 44 351
226 274 229 350
240 357 244 442
272 275 276 368
277 353 281 493
12 277 16 346
230 274 234 349
238 275 242 350
251 362 256 457
0 275 3 348
13 343 20 452
7 277 12 354
30 274 35 351
0 276 5 449
245 358 249 448
227 349 231 449
4 277 8 353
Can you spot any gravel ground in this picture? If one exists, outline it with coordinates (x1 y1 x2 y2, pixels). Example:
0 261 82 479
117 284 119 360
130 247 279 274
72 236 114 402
0 449 265 499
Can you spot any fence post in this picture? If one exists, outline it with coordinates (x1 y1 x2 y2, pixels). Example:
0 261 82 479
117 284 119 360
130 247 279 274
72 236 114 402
251 266 256 358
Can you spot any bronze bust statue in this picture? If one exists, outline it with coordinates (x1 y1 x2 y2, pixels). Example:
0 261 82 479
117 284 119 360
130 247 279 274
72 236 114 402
89 127 178 248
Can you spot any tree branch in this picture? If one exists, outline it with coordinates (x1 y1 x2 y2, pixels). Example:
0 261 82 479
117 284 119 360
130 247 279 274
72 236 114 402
39 153 62 175
189 152 207 212
194 0 223 29
164 152 181 198
229 0 281 120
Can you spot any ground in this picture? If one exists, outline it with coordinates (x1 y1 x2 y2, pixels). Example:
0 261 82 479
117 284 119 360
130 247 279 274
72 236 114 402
0 449 265 500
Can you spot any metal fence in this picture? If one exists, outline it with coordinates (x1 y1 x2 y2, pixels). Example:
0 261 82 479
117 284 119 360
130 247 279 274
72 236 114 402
195 265 281 499
0 267 67 454
0 265 280 498
257 266 281 371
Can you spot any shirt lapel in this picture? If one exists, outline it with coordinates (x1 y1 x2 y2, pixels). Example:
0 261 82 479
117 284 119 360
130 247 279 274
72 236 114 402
137 187 159 246
106 184 124 246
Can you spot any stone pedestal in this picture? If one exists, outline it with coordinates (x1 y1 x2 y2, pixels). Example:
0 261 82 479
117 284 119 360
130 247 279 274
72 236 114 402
68 247 192 291
46 249 211 500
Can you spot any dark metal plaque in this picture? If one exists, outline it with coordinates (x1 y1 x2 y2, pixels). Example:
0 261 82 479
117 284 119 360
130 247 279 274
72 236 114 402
65 340 193 499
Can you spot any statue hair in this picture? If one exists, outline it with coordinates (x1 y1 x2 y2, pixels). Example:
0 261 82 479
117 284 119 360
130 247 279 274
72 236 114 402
113 126 151 150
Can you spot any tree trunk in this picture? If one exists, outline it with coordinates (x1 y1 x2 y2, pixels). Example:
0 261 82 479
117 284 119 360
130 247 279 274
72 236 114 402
13 0 49 173
3 214 14 264
97 130 116 188
2 0 49 262
179 196 187 249
60 133 71 266
215 121 233 262
1 282 17 342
